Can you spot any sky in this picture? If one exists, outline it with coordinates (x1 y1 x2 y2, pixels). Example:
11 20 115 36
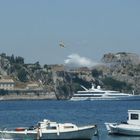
0 0 140 66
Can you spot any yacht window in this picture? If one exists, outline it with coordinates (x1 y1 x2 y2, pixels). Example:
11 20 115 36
131 114 139 120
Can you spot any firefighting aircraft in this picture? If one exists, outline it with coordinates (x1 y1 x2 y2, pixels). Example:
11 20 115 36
59 41 65 48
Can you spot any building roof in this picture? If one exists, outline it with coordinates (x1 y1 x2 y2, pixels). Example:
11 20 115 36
0 79 14 83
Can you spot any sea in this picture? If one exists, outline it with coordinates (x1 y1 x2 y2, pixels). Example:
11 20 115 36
0 100 140 140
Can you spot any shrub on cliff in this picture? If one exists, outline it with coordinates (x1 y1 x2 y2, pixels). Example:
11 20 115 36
102 77 132 91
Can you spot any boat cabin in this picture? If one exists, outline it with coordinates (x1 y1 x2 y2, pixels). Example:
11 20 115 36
127 110 140 125
38 119 78 131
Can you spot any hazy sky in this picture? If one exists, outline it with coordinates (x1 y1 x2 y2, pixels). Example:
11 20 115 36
0 0 140 65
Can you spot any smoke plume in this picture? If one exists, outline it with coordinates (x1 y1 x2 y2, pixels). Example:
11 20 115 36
64 53 98 68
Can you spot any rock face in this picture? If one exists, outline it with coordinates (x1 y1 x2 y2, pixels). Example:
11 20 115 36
102 52 140 65
101 52 140 94
0 52 140 100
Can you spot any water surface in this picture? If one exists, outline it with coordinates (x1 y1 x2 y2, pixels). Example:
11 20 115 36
0 100 140 140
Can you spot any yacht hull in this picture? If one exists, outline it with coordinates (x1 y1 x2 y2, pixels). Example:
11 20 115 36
71 95 140 101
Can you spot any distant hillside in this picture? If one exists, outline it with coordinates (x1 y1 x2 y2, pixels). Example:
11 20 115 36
100 52 140 93
0 52 140 100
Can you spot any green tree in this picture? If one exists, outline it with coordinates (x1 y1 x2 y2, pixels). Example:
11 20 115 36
10 54 15 63
15 56 24 64
102 77 131 91
17 68 28 82
92 69 102 78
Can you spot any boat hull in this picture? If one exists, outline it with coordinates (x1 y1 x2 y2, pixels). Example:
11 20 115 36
105 123 140 136
0 126 96 140
71 95 140 101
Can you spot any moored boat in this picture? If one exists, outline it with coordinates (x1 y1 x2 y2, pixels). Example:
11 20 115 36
0 119 98 140
105 110 140 136
71 83 139 101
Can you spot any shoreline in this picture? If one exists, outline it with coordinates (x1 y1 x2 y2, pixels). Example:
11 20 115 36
0 93 57 101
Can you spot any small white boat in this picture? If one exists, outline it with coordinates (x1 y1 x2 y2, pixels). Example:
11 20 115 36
0 119 98 140
105 110 140 136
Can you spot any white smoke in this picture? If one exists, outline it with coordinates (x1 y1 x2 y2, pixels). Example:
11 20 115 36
64 53 98 68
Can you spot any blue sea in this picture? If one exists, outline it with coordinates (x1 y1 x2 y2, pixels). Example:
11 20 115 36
0 100 140 140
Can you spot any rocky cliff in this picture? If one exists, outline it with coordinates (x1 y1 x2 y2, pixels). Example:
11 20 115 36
0 52 139 100
100 52 140 93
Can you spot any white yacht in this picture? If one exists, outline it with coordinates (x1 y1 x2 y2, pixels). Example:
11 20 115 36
105 110 140 136
71 84 139 101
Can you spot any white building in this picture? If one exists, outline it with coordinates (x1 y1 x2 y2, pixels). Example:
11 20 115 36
0 79 15 90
